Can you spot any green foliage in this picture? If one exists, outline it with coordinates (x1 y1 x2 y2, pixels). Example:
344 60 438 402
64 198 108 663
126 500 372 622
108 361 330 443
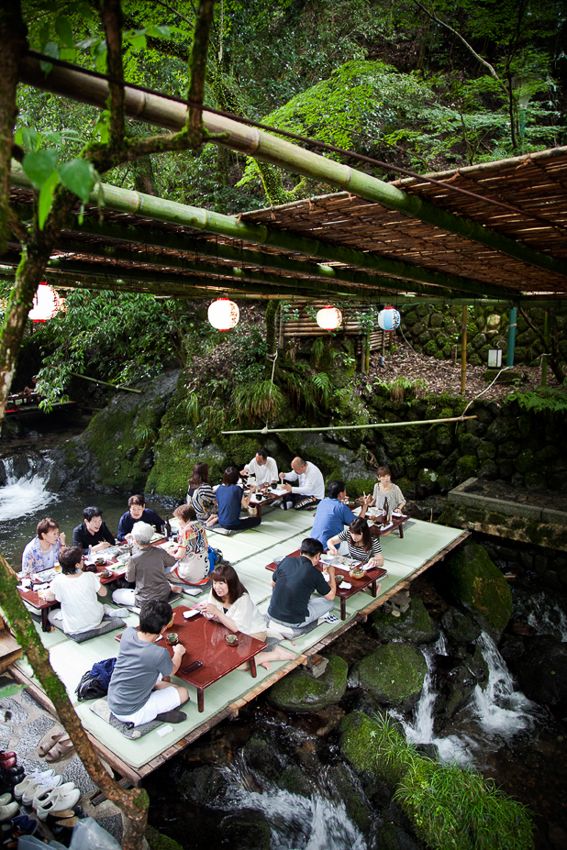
505 387 567 414
32 290 184 408
375 376 428 403
233 379 285 423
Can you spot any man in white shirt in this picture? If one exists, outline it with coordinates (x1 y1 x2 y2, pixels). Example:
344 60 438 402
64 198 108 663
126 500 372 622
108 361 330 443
280 456 325 510
240 448 278 487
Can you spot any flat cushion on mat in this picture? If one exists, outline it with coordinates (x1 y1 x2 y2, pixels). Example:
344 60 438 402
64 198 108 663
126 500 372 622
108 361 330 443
89 698 161 739
66 618 126 643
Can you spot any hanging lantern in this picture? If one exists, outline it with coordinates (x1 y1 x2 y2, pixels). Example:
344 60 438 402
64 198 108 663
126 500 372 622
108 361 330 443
207 298 240 331
378 305 401 332
28 283 61 323
316 305 343 330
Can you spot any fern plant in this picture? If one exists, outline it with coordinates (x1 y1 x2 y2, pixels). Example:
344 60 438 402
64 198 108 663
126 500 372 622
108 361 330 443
233 379 285 423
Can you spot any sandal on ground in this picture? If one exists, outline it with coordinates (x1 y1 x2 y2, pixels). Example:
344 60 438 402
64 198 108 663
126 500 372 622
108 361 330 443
38 728 66 758
155 709 187 723
44 737 74 763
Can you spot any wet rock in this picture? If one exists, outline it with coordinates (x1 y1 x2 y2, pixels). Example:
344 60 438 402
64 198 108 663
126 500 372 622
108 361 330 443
379 821 424 850
276 764 315 797
351 644 427 710
177 765 225 805
371 597 439 644
434 645 489 724
268 655 348 713
220 812 272 850
241 734 287 780
441 608 481 645
444 543 513 636
326 762 373 834
340 711 401 787
514 635 567 714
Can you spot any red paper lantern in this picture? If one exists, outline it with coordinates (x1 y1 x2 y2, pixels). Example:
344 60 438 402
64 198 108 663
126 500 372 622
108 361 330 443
28 283 61 323
316 305 343 330
207 298 240 331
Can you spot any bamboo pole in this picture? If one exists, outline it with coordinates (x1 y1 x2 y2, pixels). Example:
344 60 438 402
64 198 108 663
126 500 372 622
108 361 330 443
9 165 513 299
17 55 567 281
222 414 477 435
460 304 468 395
70 372 142 393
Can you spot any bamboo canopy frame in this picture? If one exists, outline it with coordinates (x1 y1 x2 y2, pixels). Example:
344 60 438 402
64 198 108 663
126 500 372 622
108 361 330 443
5 53 566 306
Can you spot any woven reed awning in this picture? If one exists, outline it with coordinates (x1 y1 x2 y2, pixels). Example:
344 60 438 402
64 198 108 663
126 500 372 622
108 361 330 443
5 146 567 304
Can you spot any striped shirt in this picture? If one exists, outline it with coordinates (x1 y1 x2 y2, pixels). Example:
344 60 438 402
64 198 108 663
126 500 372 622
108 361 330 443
337 530 382 563
188 483 216 520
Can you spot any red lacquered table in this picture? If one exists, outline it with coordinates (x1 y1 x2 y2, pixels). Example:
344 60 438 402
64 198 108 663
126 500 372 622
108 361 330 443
266 549 387 621
164 605 267 712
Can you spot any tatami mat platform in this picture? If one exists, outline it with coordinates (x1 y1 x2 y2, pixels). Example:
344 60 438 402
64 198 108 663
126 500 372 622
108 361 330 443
10 512 468 778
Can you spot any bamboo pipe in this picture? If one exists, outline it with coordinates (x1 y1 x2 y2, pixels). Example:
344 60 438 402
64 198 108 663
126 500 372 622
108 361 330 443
222 415 477 435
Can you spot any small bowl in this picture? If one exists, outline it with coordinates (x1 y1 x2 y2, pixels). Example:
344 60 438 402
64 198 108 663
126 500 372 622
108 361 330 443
95 557 106 566
335 574 344 587
167 632 179 646
225 634 239 646
100 569 113 579
350 568 365 580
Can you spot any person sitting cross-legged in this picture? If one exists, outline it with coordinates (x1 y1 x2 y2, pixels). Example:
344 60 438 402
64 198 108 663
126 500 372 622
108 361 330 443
267 537 336 635
48 545 128 635
117 494 167 543
108 599 189 726
208 466 261 532
279 456 325 510
112 521 178 609
310 480 372 549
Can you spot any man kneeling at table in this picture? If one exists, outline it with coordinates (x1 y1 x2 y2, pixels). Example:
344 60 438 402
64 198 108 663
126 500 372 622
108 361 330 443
48 546 128 635
267 537 336 635
310 480 372 549
108 599 189 726
112 521 179 609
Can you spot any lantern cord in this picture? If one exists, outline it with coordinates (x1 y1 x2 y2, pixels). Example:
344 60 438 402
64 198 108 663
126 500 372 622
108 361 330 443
222 414 477 435
263 348 279 433
460 366 512 419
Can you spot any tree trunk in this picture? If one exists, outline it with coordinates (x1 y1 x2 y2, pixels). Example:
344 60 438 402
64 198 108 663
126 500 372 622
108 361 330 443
0 0 26 255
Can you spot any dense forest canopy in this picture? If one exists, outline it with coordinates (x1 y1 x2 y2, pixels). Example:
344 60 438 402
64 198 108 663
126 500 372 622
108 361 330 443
1 0 566 407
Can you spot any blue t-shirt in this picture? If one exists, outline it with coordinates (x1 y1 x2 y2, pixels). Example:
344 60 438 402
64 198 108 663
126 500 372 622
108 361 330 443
310 498 355 548
216 484 244 528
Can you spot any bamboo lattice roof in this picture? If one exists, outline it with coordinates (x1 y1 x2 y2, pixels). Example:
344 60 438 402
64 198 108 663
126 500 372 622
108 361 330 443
7 146 567 303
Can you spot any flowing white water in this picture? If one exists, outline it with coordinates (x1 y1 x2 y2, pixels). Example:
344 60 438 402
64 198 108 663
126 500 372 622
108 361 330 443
525 591 567 642
471 631 539 735
393 634 474 765
218 761 367 850
0 456 56 522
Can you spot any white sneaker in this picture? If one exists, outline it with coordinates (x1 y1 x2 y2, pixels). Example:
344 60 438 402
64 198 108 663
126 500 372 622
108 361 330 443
35 785 81 821
33 781 75 808
14 770 56 799
0 801 19 822
22 774 63 805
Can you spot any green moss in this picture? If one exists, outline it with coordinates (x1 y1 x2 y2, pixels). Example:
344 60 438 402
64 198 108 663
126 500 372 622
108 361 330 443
371 597 439 644
353 643 427 708
445 543 513 634
346 477 376 497
146 825 183 850
268 655 348 712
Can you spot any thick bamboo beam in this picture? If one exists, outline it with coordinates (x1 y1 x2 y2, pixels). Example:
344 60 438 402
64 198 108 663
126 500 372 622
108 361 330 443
18 55 567 280
63 220 435 296
51 240 444 300
10 166 511 299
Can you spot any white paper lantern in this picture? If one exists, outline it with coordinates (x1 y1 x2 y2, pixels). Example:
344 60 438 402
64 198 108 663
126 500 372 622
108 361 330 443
207 298 240 331
378 305 400 331
28 283 61 323
316 305 343 330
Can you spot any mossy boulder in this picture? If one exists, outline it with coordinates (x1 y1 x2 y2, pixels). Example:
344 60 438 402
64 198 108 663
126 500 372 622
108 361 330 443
351 644 427 709
444 543 513 635
221 814 272 850
146 826 184 850
268 655 348 712
339 711 406 787
371 598 439 644
440 608 481 645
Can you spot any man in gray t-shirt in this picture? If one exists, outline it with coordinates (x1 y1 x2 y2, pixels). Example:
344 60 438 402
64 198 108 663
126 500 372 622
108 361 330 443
112 520 178 608
108 600 189 726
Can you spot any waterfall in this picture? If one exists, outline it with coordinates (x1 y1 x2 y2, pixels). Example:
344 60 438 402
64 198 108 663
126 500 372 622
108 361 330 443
472 632 539 736
0 455 56 522
216 760 367 850
525 591 567 642
392 634 473 765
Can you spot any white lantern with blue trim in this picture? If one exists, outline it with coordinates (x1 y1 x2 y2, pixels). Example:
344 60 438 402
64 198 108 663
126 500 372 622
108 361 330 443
378 305 400 331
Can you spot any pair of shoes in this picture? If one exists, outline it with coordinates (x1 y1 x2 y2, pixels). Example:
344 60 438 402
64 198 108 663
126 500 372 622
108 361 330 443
17 773 62 806
321 612 339 624
155 710 187 724
38 728 66 758
0 802 18 822
34 784 81 821
14 768 55 798
0 795 12 807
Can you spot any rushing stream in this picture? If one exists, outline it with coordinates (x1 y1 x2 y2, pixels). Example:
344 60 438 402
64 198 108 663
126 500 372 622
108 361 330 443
2 446 566 849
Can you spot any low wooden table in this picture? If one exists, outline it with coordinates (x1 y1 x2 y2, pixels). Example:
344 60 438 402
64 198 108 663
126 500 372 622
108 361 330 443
361 509 408 539
246 488 283 518
266 549 387 621
163 605 267 712
17 586 58 632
